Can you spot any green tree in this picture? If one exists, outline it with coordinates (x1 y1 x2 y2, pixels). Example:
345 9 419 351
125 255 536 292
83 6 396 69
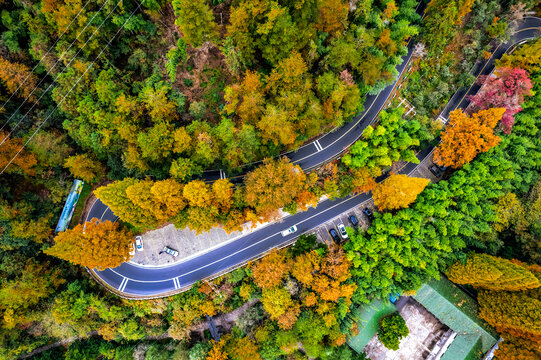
378 312 409 350
172 0 219 48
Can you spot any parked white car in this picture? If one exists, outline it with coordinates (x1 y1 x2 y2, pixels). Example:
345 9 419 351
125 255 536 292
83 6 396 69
337 223 348 240
135 236 144 251
281 225 298 237
163 246 179 257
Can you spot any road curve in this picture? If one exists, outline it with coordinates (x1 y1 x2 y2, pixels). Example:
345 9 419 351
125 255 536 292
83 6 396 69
87 17 541 299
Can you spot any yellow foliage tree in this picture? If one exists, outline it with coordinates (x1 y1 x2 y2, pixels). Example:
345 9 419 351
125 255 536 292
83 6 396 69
183 180 212 207
373 174 430 211
446 254 540 291
44 220 133 269
212 179 234 212
64 154 104 183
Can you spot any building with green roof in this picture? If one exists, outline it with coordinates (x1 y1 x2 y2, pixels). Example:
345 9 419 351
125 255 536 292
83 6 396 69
348 277 499 360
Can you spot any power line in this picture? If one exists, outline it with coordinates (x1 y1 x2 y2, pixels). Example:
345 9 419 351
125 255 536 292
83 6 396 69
0 0 94 122
0 0 118 146
0 1 143 175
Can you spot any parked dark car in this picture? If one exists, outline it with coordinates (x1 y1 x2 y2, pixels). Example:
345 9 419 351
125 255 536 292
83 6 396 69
349 215 359 227
328 228 341 244
363 207 375 221
429 164 448 178
429 164 442 177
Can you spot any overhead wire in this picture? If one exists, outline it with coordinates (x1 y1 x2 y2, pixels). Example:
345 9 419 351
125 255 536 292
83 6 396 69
0 0 93 118
0 1 143 175
0 0 118 146
0 0 111 132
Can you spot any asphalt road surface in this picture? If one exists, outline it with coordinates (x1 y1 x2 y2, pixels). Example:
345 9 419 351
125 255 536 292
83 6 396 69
86 16 541 298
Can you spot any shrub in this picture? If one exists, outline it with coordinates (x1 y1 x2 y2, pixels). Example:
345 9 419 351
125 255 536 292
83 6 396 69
378 312 409 350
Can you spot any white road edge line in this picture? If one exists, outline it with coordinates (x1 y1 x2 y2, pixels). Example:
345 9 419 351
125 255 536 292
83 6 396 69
108 189 370 284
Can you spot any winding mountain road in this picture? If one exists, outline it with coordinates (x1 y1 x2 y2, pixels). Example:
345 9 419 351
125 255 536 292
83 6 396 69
86 16 541 299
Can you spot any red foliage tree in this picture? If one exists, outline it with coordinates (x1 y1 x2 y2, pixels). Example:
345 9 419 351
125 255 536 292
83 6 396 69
468 67 532 134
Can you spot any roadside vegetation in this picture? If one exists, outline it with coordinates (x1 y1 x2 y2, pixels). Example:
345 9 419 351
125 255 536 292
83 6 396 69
0 0 540 359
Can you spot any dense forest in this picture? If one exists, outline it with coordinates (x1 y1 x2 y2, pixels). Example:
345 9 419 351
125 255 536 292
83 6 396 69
0 0 540 359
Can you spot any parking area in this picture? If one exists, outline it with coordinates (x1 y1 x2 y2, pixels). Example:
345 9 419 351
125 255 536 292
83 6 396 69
311 151 442 245
313 201 374 245
130 224 246 266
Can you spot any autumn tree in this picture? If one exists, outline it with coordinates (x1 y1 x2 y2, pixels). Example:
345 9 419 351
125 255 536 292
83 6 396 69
496 37 541 74
372 174 429 211
225 336 261 360
0 131 37 176
45 220 133 269
172 0 219 48
251 249 291 289
244 158 306 220
446 254 540 291
94 179 162 227
0 57 39 102
64 154 104 183
479 288 541 342
212 179 234 212
224 71 266 124
205 340 227 360
468 68 533 133
352 167 380 194
434 108 504 168
316 0 348 35
261 286 294 320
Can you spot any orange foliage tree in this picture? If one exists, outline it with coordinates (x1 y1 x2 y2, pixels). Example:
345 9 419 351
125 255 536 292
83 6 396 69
251 249 291 289
224 70 266 124
352 167 380 194
244 158 306 220
434 108 504 168
44 220 133 269
0 131 37 175
479 288 541 342
317 0 348 35
206 340 228 360
0 57 39 102
225 336 261 360
372 174 430 211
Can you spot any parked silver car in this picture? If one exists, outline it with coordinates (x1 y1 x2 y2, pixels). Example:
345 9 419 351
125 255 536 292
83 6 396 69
163 246 179 257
